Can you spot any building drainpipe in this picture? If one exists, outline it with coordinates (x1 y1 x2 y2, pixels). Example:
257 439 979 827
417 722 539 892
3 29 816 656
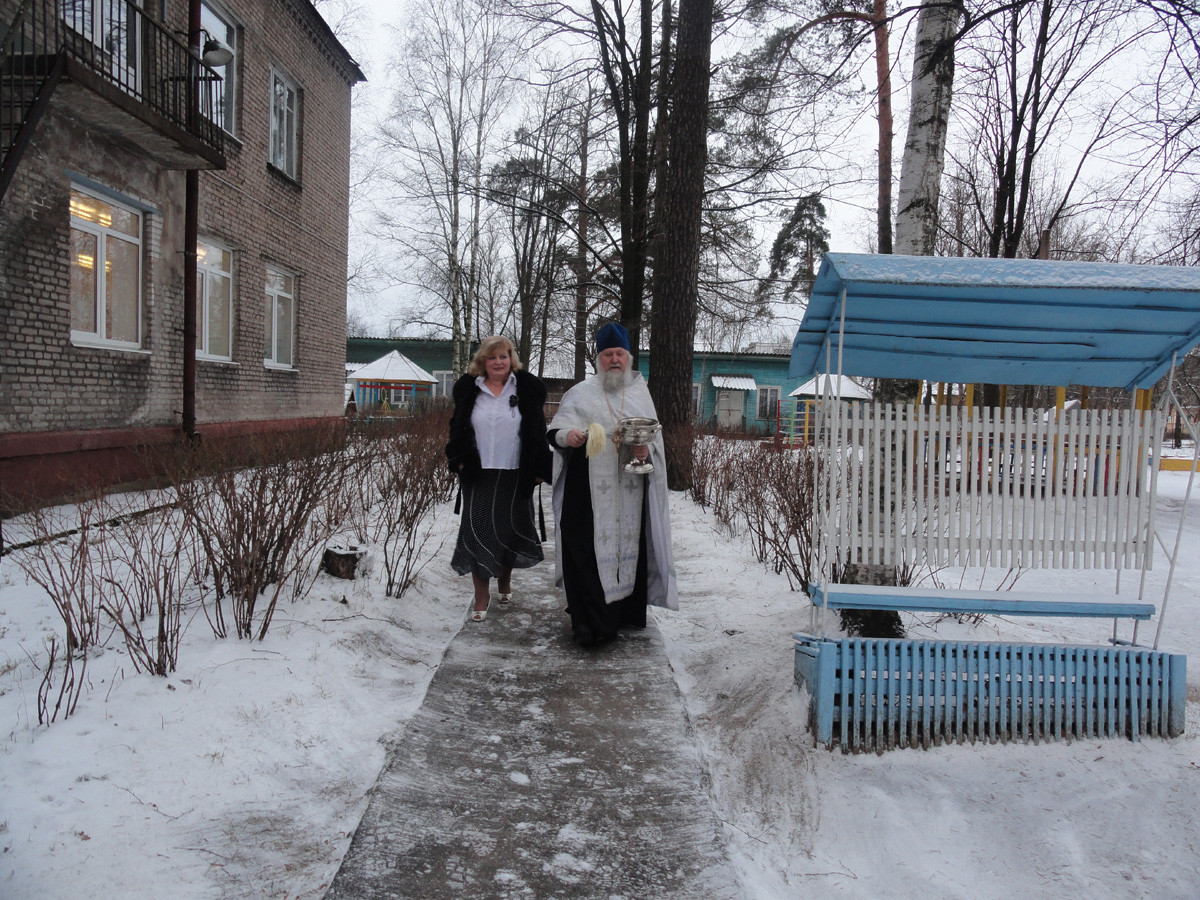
182 0 202 441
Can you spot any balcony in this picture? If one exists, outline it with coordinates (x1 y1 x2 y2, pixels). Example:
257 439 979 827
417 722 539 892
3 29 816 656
2 0 226 175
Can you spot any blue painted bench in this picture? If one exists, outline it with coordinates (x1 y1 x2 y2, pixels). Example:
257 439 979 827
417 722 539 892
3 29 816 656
808 582 1156 622
794 634 1186 751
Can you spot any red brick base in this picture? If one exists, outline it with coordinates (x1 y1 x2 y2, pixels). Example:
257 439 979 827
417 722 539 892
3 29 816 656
0 417 345 515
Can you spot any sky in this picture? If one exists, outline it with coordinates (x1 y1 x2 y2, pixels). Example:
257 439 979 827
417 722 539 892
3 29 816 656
2 457 1198 898
322 0 884 340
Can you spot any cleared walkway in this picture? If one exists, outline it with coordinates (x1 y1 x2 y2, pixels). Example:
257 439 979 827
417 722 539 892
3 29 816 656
325 548 744 900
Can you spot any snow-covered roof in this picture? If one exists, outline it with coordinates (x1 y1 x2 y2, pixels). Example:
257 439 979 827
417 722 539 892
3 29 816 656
789 374 872 399
790 253 1200 390
347 350 437 385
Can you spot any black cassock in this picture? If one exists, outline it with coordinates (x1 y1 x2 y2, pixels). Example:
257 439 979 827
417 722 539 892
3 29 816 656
549 431 648 647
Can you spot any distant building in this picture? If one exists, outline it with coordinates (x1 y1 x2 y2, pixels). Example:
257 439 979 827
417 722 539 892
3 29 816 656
637 349 806 433
0 0 364 510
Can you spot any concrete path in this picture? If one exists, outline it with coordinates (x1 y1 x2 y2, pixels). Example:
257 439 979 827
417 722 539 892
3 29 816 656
325 551 744 900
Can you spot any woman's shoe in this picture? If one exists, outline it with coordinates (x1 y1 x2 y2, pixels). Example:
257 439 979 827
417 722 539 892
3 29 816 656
470 598 490 622
498 592 512 605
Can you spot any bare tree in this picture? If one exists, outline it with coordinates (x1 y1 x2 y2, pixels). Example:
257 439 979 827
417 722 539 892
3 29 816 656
377 0 523 373
487 78 584 372
650 0 715 489
947 1 1161 261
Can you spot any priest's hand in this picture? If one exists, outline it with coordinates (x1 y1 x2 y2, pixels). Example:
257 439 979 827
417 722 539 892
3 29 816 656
566 429 587 448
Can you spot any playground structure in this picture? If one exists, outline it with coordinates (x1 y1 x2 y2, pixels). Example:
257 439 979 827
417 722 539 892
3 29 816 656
347 351 437 416
789 253 1200 751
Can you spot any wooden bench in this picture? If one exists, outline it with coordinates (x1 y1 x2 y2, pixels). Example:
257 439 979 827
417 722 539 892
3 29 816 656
809 582 1156 622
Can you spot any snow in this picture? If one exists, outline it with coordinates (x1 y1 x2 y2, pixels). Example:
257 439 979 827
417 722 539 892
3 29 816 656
2 472 1199 899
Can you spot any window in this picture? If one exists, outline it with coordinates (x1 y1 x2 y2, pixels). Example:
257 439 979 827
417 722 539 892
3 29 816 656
433 370 455 397
757 385 781 420
264 267 295 368
197 239 233 360
691 382 701 419
70 187 142 349
62 0 138 87
200 1 238 134
269 68 300 179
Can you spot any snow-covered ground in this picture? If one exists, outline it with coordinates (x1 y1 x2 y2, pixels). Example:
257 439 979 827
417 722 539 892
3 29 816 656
1 471 1197 899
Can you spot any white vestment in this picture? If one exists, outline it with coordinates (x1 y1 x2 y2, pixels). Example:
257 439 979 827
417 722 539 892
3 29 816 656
549 372 678 610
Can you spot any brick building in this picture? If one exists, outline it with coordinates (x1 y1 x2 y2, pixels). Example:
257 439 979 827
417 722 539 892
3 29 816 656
0 0 364 510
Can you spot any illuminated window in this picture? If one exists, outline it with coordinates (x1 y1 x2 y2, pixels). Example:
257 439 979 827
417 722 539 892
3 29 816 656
264 267 295 367
269 68 300 179
69 187 142 349
197 239 233 360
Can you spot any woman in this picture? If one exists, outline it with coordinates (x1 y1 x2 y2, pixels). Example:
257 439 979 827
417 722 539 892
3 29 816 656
445 336 552 621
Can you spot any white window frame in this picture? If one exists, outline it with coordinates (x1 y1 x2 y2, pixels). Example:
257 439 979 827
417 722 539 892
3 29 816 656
197 238 233 361
200 0 238 136
269 66 300 179
433 370 455 397
69 184 143 351
757 385 781 420
264 266 296 369
691 382 701 419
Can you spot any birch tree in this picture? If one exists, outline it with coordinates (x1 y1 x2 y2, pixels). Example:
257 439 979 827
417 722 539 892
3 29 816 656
894 0 962 256
377 0 522 373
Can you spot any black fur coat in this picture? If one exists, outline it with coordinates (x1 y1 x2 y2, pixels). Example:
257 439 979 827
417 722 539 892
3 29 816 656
444 369 553 497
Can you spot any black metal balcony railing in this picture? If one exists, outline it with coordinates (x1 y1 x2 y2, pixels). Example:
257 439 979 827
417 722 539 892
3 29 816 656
2 0 225 160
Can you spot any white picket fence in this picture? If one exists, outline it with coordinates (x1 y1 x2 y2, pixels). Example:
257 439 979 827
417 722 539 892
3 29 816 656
817 402 1161 571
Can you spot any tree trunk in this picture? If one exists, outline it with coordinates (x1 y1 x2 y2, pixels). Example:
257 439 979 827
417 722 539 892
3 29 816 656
649 0 713 491
574 89 594 381
622 0 655 362
846 0 962 639
894 0 960 256
873 0 894 255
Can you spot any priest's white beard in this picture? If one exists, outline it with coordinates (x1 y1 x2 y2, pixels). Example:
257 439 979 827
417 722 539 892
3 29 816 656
601 366 633 393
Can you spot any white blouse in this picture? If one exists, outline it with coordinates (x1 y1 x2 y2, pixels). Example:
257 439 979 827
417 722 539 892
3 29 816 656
471 374 521 469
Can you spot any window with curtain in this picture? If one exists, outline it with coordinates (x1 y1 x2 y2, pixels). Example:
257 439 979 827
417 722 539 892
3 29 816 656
269 68 300 179
757 385 781 419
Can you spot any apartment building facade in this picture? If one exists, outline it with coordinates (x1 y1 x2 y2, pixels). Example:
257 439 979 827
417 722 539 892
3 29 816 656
0 0 363 510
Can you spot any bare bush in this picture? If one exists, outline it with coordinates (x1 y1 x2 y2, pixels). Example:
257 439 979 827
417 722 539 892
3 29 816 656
352 412 455 598
95 496 191 675
166 425 355 640
730 444 821 593
36 635 86 725
690 436 760 533
14 497 111 654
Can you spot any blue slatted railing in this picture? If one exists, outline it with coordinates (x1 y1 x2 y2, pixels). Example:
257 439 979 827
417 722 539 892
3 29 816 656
794 635 1186 752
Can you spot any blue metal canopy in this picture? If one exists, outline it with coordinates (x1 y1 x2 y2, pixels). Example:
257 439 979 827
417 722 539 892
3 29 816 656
789 253 1200 390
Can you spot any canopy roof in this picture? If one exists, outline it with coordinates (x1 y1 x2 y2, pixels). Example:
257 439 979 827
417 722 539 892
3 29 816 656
789 253 1200 390
789 374 872 399
348 350 436 385
712 375 757 391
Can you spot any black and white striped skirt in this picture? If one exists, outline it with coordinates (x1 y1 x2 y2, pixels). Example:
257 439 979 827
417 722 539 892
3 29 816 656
451 469 544 578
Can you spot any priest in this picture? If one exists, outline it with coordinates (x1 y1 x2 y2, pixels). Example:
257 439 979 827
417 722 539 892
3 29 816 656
547 323 678 647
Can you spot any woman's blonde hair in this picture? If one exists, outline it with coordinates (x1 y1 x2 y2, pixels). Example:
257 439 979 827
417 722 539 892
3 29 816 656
467 335 523 377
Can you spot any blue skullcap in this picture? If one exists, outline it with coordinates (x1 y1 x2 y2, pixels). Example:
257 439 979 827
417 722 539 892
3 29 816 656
595 322 630 353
